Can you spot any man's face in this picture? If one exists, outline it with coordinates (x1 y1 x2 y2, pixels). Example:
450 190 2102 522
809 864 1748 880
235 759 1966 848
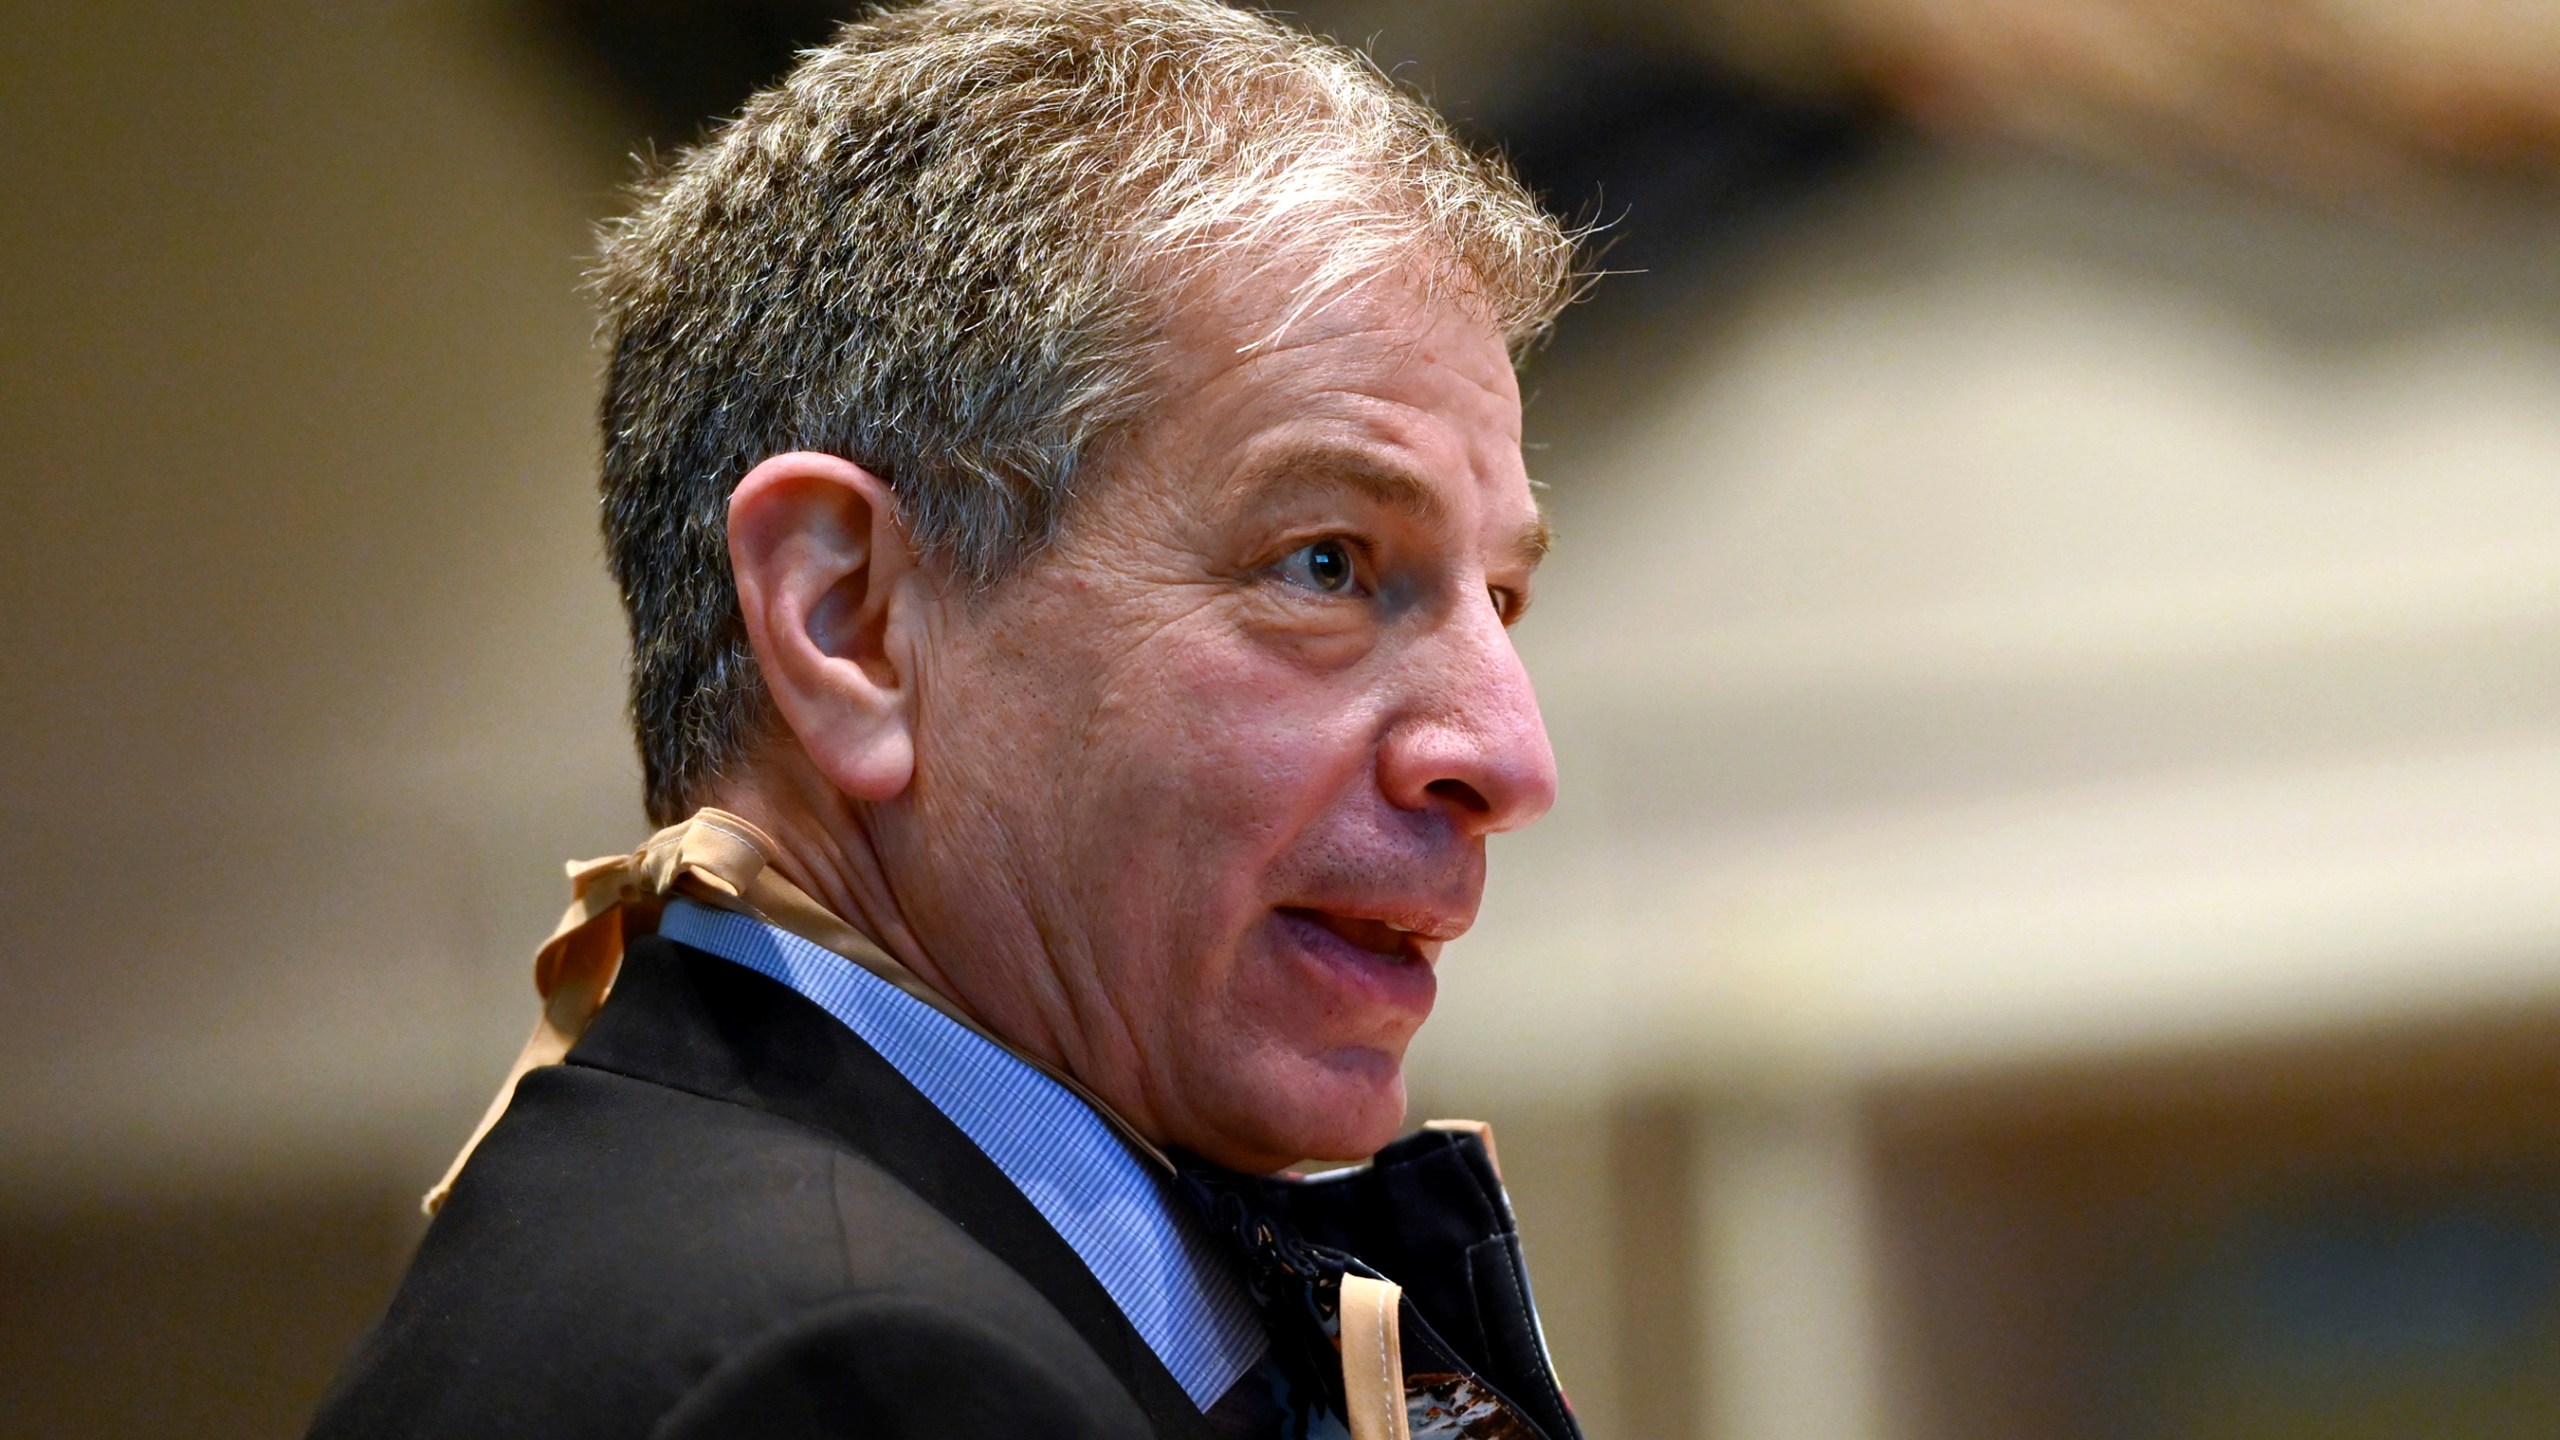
884 272 1556 1172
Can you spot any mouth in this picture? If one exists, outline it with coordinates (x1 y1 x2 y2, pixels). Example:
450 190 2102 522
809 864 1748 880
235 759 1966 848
1271 906 1445 1019
1278 907 1446 966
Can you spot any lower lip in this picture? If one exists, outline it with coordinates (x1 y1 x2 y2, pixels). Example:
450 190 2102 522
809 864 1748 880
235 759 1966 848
1271 910 1438 1019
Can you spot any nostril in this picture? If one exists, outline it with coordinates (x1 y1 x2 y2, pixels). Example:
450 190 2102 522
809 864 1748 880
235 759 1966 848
1425 777 1490 814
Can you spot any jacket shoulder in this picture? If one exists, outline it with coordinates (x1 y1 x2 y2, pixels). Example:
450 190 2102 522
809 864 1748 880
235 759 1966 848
653 1291 1147 1439
309 1061 1150 1439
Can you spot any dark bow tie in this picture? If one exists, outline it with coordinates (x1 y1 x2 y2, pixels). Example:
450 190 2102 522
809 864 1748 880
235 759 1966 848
1175 1125 1583 1440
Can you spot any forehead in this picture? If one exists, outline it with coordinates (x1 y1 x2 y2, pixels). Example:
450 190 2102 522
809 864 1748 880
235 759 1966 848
1137 269 1535 533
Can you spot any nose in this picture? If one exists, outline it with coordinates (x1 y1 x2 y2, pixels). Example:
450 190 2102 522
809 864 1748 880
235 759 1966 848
1376 600 1559 837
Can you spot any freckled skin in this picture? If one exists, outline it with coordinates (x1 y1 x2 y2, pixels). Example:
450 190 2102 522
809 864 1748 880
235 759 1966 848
740 275 1558 1174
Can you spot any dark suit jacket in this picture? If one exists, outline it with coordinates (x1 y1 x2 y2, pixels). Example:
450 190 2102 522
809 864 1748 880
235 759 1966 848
309 935 1217 1439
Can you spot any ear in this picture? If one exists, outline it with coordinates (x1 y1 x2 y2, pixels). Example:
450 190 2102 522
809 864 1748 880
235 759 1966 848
726 451 922 802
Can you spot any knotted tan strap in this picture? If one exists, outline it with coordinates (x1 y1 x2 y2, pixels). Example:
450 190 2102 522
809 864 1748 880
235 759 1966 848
1338 1273 1411 1440
424 808 1167 1215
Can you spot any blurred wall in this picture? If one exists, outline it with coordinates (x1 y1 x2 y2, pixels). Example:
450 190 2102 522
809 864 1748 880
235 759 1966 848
0 3 638 1193
0 5 640 1432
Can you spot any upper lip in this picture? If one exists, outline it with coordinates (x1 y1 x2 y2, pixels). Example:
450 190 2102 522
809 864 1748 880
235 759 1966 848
1279 903 1471 962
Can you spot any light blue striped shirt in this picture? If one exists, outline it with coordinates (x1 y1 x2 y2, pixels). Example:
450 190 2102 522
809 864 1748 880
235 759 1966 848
657 898 1269 1408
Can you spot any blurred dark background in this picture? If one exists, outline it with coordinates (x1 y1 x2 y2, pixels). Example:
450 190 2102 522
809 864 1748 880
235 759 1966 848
7 2 2560 1436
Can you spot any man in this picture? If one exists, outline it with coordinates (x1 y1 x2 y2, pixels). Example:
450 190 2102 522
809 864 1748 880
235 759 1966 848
312 2 1581 1436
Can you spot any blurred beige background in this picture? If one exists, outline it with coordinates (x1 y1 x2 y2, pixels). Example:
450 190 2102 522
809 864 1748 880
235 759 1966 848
0 7 641 1432
7 3 2560 1437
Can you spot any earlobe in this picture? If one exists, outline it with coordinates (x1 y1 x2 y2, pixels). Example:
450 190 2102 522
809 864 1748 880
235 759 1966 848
726 451 922 803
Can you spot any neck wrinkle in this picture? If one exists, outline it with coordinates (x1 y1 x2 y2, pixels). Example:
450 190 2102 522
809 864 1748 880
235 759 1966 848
703 758 972 1030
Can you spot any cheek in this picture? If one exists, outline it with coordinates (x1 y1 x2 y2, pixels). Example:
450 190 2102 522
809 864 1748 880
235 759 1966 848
1073 638 1373 960
915 648 1076 849
1097 640 1367 852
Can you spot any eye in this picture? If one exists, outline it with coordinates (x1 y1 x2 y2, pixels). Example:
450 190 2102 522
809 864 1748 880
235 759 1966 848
1278 538 1362 596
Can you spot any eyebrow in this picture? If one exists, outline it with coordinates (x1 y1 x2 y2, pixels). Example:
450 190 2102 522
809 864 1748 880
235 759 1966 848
1233 446 1553 572
1514 508 1553 570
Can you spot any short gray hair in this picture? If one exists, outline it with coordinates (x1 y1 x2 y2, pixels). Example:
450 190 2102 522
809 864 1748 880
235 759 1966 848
595 0 1578 824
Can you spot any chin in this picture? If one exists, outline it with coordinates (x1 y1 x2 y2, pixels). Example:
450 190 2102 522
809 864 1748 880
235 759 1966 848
1201 1044 1409 1172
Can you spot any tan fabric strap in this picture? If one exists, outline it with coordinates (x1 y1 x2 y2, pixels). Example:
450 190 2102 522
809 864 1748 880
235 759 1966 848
424 807 1168 1215
1338 1273 1411 1440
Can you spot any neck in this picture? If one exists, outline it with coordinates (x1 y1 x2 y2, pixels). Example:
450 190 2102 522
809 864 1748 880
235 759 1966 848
700 750 1188 1160
699 754 974 1028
